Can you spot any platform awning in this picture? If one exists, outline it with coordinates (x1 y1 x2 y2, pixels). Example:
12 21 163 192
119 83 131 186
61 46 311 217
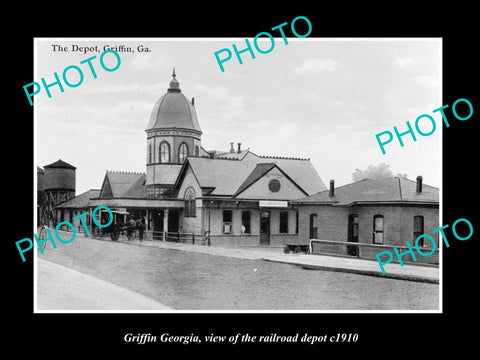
111 208 130 215
89 197 184 209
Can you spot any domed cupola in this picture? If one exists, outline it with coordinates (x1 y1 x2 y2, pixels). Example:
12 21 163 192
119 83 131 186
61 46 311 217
145 69 203 192
146 68 202 135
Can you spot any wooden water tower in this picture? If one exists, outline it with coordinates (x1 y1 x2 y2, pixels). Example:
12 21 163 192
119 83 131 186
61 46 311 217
39 159 76 226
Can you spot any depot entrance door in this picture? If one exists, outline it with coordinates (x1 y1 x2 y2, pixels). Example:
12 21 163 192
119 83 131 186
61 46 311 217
260 211 270 245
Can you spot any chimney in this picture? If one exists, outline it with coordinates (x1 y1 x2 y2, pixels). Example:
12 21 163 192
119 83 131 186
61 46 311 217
237 142 242 153
416 175 423 193
209 150 216 159
229 142 235 153
329 180 335 197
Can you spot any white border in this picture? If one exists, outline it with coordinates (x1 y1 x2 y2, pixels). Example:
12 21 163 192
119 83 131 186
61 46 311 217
33 37 443 314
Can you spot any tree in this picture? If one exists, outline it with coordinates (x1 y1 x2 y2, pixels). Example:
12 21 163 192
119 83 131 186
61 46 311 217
352 163 407 182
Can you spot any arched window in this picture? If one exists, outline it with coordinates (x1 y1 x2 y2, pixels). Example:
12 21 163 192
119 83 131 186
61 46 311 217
160 141 170 163
184 187 196 217
178 142 188 163
195 145 199 157
148 143 153 164
373 215 384 244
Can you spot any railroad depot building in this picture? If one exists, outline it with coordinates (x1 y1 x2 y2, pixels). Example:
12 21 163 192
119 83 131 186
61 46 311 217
292 176 439 264
51 70 439 258
54 71 327 246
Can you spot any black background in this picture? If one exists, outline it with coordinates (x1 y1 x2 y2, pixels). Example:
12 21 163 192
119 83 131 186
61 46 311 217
6 4 478 356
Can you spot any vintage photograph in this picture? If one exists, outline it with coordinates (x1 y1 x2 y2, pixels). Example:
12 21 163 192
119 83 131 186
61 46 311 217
34 38 441 312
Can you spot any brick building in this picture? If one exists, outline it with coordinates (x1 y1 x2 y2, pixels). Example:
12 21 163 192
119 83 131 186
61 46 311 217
292 176 439 264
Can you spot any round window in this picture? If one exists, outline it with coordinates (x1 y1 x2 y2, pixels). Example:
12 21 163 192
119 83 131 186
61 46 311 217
268 179 281 192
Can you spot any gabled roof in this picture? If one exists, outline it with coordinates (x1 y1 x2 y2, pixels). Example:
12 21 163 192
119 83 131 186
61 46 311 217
233 163 309 197
182 150 326 196
122 173 147 198
55 189 100 209
293 177 439 206
247 153 327 195
176 153 325 198
99 171 146 199
234 163 277 196
181 157 250 196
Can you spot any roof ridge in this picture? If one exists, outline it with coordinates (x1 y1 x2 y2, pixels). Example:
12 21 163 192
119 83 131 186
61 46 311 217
197 156 240 161
106 170 145 175
258 155 310 161
315 178 368 195
295 175 438 205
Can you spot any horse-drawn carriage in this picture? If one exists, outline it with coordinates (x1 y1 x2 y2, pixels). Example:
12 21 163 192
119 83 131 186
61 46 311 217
94 209 144 241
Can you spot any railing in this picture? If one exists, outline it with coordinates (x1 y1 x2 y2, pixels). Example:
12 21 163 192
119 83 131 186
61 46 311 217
310 238 429 251
168 232 195 244
152 230 211 246
309 238 439 260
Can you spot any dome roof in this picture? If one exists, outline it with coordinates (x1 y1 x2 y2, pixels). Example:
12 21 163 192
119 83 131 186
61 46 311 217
146 69 202 134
